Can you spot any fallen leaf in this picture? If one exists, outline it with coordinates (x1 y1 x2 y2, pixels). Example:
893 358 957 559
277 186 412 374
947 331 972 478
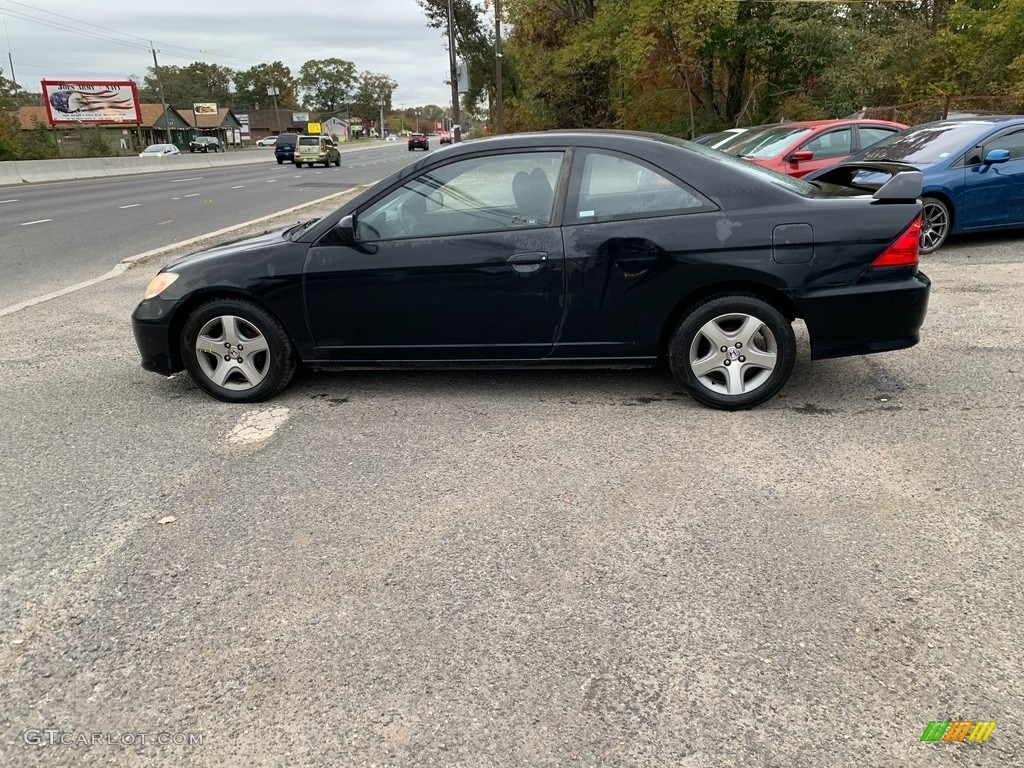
158 516 177 525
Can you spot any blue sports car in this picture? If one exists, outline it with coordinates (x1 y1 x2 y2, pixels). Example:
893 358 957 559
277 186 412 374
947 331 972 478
809 117 1024 253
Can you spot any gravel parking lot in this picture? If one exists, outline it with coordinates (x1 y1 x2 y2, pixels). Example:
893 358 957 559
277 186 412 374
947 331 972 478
1 198 1021 766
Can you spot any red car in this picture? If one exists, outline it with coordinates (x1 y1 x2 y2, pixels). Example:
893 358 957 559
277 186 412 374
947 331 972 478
727 119 908 178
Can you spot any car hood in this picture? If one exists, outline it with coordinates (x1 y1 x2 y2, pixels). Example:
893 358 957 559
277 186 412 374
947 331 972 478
163 228 289 272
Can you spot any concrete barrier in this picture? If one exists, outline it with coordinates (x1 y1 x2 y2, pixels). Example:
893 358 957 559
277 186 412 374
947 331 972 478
1 142 394 185
15 159 81 184
0 162 24 187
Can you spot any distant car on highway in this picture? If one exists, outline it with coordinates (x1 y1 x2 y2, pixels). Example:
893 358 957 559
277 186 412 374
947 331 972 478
386 134 397 142
408 133 429 151
274 132 299 164
189 136 220 153
255 136 278 147
295 135 341 167
139 144 180 157
439 131 453 145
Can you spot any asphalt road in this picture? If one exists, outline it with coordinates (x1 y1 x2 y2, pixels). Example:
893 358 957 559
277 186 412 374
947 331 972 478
0 143 415 309
1 198 1022 766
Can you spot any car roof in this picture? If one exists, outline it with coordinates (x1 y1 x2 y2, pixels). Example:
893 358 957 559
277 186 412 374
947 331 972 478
912 115 1024 127
747 118 906 130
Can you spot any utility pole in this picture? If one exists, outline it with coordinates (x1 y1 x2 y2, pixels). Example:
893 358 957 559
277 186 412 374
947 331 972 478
379 100 385 140
494 0 503 135
150 42 172 144
4 18 16 89
446 0 461 142
267 86 283 133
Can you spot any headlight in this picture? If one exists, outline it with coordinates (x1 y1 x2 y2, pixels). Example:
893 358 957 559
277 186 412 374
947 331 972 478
143 272 179 300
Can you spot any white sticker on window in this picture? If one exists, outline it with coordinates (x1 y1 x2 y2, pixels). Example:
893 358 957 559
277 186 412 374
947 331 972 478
579 210 595 217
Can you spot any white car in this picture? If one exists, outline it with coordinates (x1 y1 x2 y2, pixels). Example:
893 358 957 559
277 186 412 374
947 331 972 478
255 137 278 147
386 135 397 142
139 144 180 157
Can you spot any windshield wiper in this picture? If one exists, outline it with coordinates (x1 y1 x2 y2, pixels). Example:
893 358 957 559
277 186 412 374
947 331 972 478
284 218 319 238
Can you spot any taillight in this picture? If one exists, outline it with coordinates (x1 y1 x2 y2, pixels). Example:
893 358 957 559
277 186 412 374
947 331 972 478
871 217 921 268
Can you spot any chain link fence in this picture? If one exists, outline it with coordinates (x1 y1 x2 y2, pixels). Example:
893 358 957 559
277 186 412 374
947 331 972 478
852 95 1024 126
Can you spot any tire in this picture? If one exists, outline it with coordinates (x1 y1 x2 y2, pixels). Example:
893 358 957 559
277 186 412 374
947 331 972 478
920 196 951 255
668 294 796 410
333 157 340 167
277 158 284 164
180 298 297 403
190 148 195 153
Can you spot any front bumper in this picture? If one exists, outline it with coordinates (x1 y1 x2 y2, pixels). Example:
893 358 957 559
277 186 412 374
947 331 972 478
798 271 931 360
131 299 180 376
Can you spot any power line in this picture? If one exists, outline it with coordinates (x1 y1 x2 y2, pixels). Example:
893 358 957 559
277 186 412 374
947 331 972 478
0 1 270 67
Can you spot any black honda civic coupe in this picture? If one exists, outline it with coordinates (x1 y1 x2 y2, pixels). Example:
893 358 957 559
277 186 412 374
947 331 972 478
132 130 930 410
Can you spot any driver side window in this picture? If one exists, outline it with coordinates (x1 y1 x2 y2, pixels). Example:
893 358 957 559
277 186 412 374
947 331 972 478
355 152 565 241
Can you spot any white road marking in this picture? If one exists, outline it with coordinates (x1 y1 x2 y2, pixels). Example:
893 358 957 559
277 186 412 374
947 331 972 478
0 199 18 203
266 179 277 183
170 177 204 183
171 197 181 200
19 219 52 226
118 204 140 209
158 220 173 225
231 185 244 189
183 193 200 198
225 407 290 446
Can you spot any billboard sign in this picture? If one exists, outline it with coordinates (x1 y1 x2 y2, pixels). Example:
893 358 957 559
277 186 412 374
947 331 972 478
193 103 218 115
236 114 250 136
292 112 310 122
307 122 322 135
41 80 141 125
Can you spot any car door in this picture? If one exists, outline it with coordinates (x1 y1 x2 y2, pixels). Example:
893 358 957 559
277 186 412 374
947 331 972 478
961 127 1024 230
555 148 719 359
787 127 853 177
302 150 567 361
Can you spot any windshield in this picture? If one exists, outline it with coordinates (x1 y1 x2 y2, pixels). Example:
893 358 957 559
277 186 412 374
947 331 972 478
857 122 993 164
299 137 321 146
731 127 815 158
142 146 164 153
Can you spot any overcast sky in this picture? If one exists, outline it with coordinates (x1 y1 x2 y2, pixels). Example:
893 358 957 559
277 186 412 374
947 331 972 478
1 0 457 108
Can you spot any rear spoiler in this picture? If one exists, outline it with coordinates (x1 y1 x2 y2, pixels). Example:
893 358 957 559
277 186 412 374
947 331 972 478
813 161 923 201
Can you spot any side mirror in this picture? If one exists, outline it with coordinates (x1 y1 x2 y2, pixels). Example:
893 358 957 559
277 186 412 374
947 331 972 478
984 149 1011 165
335 214 355 242
789 150 814 163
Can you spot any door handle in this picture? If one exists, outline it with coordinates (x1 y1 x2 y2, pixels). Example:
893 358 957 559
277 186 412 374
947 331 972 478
507 251 548 273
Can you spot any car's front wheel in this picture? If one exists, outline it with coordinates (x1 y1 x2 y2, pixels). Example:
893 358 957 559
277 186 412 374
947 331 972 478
180 298 297 403
277 158 284 165
668 295 796 410
920 196 951 254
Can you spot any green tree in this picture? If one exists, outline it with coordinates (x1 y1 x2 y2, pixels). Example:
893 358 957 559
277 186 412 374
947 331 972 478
233 62 299 110
351 71 398 122
299 58 358 114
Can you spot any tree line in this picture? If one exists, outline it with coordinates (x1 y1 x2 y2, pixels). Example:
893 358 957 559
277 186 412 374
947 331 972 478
437 0 1024 135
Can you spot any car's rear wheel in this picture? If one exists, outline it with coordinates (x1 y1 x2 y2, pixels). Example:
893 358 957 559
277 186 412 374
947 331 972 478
920 196 951 255
180 298 297 403
668 295 795 410
277 158 284 164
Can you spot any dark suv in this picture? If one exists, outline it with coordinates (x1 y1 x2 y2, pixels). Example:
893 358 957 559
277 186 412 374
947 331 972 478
274 133 299 164
408 133 429 151
189 136 220 153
